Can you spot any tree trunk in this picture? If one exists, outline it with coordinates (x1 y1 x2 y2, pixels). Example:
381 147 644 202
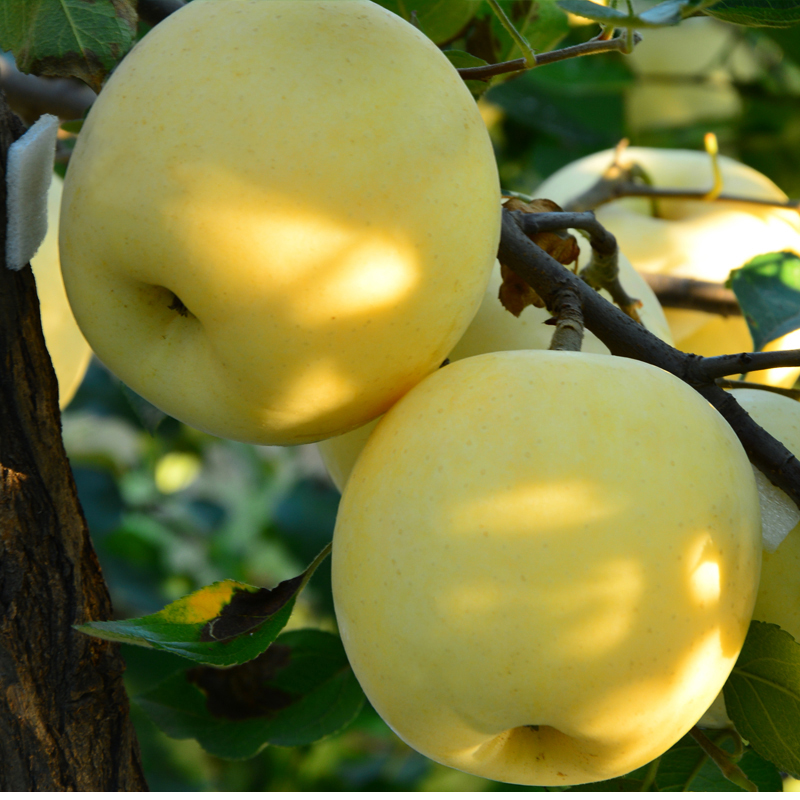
0 92 148 790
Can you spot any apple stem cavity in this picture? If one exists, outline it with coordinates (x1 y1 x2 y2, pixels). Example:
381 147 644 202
497 207 800 509
167 292 191 318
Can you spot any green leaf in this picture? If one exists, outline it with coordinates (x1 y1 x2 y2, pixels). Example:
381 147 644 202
377 0 477 44
705 0 800 27
136 629 366 758
0 0 137 91
724 620 800 777
653 731 781 791
444 49 493 97
557 0 708 25
728 251 800 351
490 0 570 60
76 544 331 666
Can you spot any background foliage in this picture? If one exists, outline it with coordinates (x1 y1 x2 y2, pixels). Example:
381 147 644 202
8 0 800 791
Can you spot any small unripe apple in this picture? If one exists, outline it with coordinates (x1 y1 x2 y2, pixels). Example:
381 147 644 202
332 350 762 785
32 174 92 408
535 147 800 387
59 0 500 444
319 240 673 490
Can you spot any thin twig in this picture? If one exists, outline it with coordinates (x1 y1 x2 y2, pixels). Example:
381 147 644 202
534 32 642 67
457 58 526 81
512 210 642 322
717 378 800 400
701 349 800 379
643 274 741 316
564 180 800 215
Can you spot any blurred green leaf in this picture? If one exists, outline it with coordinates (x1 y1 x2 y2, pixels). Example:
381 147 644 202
556 0 704 26
724 621 800 777
121 383 169 435
728 251 800 351
0 0 137 90
490 0 570 59
378 0 477 44
72 466 123 535
705 0 800 26
136 629 365 758
76 544 331 666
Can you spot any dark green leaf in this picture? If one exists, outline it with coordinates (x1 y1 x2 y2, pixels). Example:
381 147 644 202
724 620 800 777
444 49 490 69
76 544 331 666
377 0 477 44
705 0 800 26
136 630 366 757
728 251 800 351
0 0 137 91
653 731 781 791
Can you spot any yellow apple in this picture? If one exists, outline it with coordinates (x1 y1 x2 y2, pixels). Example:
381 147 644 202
32 174 92 408
535 147 800 387
625 17 759 133
59 0 500 445
332 350 762 786
319 240 674 491
728 388 800 642
697 387 800 729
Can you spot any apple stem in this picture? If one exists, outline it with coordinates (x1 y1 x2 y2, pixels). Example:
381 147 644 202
547 287 585 351
639 755 661 791
689 727 758 792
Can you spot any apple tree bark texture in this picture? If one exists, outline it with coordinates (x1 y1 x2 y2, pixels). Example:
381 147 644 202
0 95 146 789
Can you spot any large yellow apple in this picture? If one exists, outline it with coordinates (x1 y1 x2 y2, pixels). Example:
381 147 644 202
32 174 92 408
535 147 800 387
318 240 674 490
59 0 500 445
332 350 762 786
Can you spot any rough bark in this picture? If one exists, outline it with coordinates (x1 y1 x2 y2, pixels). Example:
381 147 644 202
0 93 147 790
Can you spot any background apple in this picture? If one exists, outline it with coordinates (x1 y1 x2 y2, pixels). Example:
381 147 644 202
625 17 760 134
730 388 800 643
535 147 800 387
59 0 500 445
319 238 674 491
32 174 91 408
332 350 762 785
